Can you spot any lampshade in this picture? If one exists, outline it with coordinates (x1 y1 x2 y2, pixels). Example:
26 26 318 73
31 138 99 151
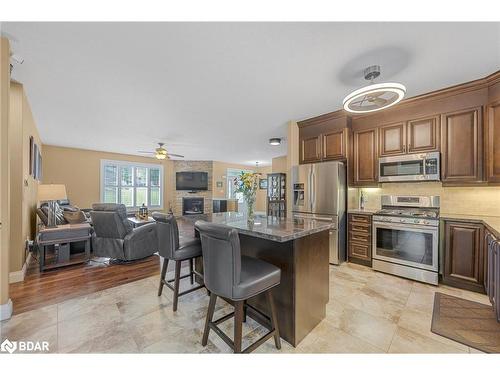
38 184 67 202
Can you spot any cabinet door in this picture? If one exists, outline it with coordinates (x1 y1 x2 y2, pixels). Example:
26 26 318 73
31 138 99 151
443 221 485 293
379 122 406 156
322 129 347 161
407 116 440 153
486 100 500 183
300 135 321 164
353 128 378 186
441 107 483 183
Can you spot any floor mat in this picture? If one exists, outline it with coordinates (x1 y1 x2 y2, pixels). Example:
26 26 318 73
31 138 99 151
431 292 500 353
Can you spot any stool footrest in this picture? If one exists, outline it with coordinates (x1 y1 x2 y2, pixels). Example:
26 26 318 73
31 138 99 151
207 300 278 354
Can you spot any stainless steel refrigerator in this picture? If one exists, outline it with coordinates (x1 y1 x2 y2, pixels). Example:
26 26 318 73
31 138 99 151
292 161 347 265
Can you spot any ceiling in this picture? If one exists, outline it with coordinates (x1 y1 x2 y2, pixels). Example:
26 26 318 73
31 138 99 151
2 22 499 166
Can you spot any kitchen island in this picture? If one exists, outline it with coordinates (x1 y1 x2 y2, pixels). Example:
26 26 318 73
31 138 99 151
184 212 333 347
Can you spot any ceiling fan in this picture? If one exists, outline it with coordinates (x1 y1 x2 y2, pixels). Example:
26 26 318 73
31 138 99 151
137 143 184 160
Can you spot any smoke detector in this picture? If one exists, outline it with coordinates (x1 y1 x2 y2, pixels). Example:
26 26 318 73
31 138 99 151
343 65 406 114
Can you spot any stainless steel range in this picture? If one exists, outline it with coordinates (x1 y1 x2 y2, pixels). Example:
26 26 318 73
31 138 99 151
372 195 440 285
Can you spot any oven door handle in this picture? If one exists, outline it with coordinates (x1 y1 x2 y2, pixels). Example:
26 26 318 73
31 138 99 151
373 222 438 232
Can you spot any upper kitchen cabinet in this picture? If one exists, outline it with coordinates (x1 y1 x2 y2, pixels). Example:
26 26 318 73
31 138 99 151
300 135 321 164
441 107 483 184
486 100 500 183
353 128 378 186
407 115 440 153
378 116 439 157
323 128 348 161
378 122 406 157
298 114 350 164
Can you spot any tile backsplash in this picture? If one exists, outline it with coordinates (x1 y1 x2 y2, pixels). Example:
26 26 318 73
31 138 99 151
348 182 500 217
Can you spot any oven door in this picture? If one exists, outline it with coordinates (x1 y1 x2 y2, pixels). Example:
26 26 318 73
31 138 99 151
372 222 438 272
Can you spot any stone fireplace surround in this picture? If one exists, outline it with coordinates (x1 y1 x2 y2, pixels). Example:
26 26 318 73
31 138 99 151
172 160 213 217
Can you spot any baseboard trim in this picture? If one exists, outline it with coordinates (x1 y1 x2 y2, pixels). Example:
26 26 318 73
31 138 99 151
9 252 31 284
0 298 13 321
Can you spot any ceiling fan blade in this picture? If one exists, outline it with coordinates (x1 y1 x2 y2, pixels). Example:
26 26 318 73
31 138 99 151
167 153 185 158
369 91 385 98
137 151 155 154
373 98 387 105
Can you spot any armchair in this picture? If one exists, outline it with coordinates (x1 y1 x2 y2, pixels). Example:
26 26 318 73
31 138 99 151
90 203 157 261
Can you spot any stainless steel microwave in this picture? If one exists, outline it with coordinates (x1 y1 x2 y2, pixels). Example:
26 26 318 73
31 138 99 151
378 152 440 182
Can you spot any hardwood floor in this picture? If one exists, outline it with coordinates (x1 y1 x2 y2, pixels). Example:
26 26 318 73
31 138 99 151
9 255 162 315
9 217 199 316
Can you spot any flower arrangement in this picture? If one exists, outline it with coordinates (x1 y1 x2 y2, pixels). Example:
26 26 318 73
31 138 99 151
233 171 260 221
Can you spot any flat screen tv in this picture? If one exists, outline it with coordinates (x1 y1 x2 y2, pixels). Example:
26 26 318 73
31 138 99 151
176 171 208 191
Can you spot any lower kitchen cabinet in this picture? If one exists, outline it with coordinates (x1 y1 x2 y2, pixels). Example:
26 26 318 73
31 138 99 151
348 213 372 266
442 220 485 293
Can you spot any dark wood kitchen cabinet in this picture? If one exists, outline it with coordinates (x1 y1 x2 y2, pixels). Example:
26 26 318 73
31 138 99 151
379 122 406 157
348 213 372 266
298 114 350 165
441 107 483 184
407 115 440 153
486 100 500 183
379 116 440 157
443 220 485 293
323 128 348 161
353 128 378 186
300 135 321 164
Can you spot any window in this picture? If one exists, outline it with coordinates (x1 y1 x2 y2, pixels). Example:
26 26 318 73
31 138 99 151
100 160 163 210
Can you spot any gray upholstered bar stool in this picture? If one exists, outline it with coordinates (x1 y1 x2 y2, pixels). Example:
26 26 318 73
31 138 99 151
153 213 204 311
195 220 281 353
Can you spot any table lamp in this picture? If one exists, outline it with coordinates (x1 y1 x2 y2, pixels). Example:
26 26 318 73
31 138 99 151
38 184 67 227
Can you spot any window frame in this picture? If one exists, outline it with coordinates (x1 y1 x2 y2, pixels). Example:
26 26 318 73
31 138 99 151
100 159 164 211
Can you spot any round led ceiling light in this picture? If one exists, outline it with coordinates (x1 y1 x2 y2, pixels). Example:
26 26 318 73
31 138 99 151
343 65 406 114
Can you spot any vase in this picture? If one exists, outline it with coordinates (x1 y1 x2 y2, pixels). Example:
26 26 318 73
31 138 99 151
245 193 256 224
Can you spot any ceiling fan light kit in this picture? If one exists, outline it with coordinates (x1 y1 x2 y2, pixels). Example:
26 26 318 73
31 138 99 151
343 65 406 114
137 142 185 159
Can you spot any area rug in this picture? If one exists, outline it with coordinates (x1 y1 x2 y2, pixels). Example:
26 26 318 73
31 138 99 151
431 292 500 353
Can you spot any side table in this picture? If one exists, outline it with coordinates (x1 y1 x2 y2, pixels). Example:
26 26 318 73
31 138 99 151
37 223 92 271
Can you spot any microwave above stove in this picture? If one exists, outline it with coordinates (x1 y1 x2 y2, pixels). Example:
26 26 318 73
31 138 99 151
378 152 440 183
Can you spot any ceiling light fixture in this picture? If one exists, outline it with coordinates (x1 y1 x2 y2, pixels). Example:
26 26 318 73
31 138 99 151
343 65 406 114
269 138 281 146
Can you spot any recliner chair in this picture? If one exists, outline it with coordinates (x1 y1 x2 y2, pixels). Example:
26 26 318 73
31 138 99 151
90 203 157 261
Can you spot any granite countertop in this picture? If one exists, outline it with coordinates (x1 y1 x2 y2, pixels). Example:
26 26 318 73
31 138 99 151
347 208 378 215
184 212 334 242
440 213 500 238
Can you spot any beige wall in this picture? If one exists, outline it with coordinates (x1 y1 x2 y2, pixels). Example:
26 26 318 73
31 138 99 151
1 37 11 306
272 155 287 173
212 161 270 212
256 166 272 212
8 82 42 274
350 183 500 217
42 145 174 211
285 121 299 216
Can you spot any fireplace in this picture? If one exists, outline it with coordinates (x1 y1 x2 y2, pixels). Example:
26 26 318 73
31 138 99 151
182 197 204 215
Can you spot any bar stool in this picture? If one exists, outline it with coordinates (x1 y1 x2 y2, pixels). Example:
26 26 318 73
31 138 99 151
153 213 204 311
194 220 281 353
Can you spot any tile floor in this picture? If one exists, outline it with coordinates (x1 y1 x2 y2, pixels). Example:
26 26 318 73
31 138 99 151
0 262 491 353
